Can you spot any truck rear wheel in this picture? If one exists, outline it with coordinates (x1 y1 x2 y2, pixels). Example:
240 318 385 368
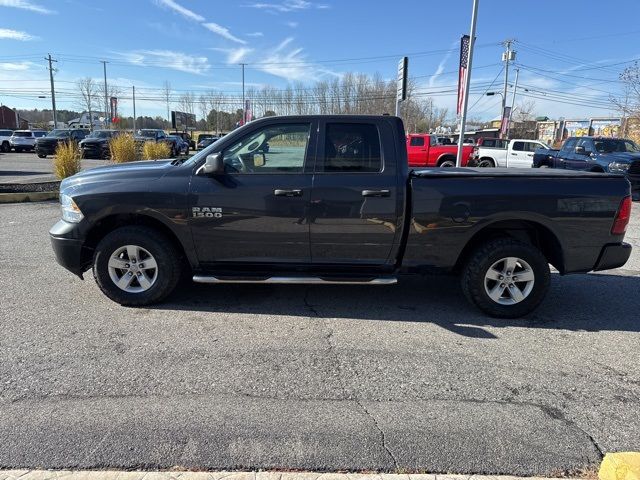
93 226 181 306
461 238 550 318
438 158 456 168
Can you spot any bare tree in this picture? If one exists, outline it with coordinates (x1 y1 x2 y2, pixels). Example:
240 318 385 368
75 77 99 129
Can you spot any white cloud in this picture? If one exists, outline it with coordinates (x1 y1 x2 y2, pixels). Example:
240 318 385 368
117 49 210 75
0 61 33 70
429 40 457 87
243 0 329 13
154 0 204 22
202 22 247 44
253 37 338 81
285 21 298 28
0 27 36 40
212 46 254 64
0 0 54 14
247 32 264 37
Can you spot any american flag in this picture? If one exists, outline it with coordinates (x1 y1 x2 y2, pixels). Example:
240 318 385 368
457 35 470 116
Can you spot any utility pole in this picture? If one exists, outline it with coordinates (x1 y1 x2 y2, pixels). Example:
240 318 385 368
506 68 519 140
240 63 246 124
100 60 109 129
455 0 479 168
132 85 136 132
46 54 58 128
501 39 515 121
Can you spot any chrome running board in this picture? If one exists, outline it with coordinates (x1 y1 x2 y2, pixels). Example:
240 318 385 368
192 275 397 285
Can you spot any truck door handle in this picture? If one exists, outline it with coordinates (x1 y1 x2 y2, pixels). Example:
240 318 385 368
511 153 517 155
274 189 302 197
362 189 390 197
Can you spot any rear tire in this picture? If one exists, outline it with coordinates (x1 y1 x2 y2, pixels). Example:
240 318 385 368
93 226 182 306
478 158 495 168
1 141 9 153
461 238 550 318
438 158 456 168
37 153 46 158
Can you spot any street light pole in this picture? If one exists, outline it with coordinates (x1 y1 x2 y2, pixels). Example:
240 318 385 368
456 0 479 168
101 60 109 129
132 85 136 132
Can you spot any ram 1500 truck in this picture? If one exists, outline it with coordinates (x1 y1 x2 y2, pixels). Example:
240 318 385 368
532 136 640 200
406 133 474 167
470 139 550 168
49 115 633 318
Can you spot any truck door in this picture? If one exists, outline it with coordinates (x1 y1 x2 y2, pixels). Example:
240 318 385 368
556 138 577 169
189 120 316 265
565 138 591 170
508 141 530 168
406 134 427 166
309 120 401 266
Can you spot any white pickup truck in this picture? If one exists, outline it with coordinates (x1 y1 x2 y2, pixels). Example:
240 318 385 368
471 139 550 168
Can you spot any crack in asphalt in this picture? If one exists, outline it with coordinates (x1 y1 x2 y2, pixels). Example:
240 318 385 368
303 286 399 470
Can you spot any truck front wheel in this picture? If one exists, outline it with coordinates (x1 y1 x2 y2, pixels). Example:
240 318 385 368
93 226 181 306
461 238 550 318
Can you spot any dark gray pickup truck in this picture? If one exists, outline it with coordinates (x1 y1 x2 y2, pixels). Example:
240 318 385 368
50 115 633 318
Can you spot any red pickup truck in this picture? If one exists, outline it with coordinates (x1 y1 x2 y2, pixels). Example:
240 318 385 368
406 133 474 167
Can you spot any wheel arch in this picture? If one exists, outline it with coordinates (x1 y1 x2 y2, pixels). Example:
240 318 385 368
83 213 195 270
454 219 565 274
436 154 456 166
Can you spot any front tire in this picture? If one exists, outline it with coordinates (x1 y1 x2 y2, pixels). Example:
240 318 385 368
1 141 9 153
37 153 46 158
461 238 550 318
478 158 495 168
93 226 181 306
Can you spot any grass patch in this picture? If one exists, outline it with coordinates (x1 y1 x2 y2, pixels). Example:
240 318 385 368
143 141 171 160
110 134 138 163
53 141 81 179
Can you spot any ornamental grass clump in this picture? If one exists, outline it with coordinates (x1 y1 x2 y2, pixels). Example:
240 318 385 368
53 141 81 179
142 141 171 160
110 133 138 163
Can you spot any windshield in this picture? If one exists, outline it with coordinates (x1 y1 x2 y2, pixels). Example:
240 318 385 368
87 131 112 139
594 139 640 154
13 131 32 137
138 130 158 138
33 131 47 137
47 130 70 138
199 135 214 141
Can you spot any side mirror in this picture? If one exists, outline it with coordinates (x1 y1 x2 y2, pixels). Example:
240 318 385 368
253 152 266 167
202 153 225 174
575 146 588 155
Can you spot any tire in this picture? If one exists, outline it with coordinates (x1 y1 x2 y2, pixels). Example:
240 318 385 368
37 154 46 158
461 237 550 318
1 141 10 153
438 158 456 168
93 226 182 306
478 158 495 168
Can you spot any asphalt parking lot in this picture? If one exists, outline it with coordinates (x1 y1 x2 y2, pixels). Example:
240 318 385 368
0 151 110 184
0 202 639 476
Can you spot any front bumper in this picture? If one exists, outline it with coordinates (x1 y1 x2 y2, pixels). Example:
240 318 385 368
49 220 91 278
593 242 632 271
36 142 59 155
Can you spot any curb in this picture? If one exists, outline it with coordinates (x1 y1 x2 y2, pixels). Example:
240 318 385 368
0 472 588 480
0 191 58 204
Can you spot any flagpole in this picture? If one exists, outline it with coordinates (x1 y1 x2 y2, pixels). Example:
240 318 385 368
456 0 479 168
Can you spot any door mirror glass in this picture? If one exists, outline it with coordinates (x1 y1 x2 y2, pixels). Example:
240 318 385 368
575 146 587 155
253 153 266 167
202 152 224 174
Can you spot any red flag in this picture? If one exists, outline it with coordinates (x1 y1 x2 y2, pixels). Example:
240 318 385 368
457 35 470 116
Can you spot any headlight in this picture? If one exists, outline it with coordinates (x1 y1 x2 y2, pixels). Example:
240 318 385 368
60 194 84 223
609 162 630 174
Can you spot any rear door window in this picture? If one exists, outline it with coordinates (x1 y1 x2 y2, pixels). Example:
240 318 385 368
512 141 525 151
320 123 382 173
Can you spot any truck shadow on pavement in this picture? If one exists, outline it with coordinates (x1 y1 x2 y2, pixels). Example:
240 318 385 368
159 272 640 338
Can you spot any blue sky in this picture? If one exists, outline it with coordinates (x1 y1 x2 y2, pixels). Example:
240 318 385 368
1 0 639 121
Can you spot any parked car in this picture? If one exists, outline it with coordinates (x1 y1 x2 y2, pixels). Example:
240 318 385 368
35 129 89 158
79 130 121 159
470 139 550 168
170 131 195 151
0 129 13 153
49 115 633 318
197 133 219 150
532 136 640 200
134 129 179 157
406 133 474 167
9 130 38 152
168 135 189 155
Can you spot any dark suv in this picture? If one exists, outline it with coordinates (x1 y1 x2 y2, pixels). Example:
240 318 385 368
36 129 89 158
79 130 120 159
170 131 195 151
